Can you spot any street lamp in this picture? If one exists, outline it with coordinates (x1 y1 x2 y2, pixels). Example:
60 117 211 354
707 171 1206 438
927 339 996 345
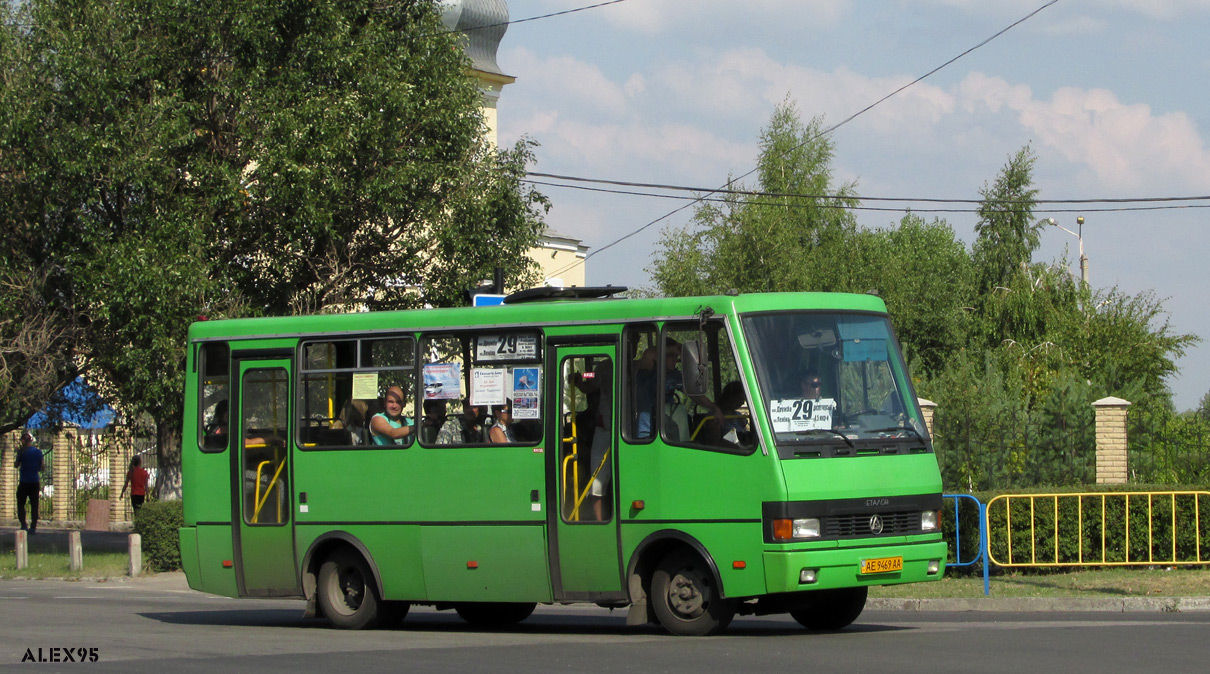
1044 216 1088 286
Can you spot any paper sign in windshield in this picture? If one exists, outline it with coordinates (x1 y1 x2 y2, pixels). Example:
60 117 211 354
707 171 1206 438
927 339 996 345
770 398 837 432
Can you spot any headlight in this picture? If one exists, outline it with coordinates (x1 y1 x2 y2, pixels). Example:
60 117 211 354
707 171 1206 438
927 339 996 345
921 510 939 531
773 517 821 541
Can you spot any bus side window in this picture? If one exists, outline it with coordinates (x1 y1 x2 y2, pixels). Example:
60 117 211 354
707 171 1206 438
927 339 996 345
200 342 230 452
621 324 656 442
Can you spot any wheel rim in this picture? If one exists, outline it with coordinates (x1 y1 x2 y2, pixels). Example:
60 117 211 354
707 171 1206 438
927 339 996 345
329 564 366 616
665 566 709 620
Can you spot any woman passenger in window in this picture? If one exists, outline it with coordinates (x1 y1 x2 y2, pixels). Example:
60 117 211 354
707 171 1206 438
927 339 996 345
370 385 414 445
489 401 516 443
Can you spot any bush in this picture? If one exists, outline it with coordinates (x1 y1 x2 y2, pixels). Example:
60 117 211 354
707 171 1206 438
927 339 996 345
133 499 184 572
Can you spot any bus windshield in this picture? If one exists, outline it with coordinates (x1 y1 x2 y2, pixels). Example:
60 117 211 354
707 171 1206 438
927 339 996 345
741 312 927 454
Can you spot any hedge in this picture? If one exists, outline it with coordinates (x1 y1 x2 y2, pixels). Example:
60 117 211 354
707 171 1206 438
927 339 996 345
133 499 184 572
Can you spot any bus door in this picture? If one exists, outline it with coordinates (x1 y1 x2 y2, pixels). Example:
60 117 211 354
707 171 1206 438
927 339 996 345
548 343 624 599
232 357 298 596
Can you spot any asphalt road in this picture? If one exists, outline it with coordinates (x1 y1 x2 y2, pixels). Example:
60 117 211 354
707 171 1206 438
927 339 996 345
2 573 1209 674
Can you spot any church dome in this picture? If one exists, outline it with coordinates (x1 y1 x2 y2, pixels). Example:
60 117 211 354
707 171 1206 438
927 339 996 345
438 0 509 77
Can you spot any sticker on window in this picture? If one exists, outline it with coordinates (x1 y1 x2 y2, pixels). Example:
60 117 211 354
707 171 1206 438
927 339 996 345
770 398 837 432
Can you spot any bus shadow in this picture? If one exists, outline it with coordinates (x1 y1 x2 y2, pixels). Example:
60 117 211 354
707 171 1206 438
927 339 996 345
139 609 910 637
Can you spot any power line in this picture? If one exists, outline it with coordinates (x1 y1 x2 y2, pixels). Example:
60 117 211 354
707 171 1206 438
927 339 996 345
431 0 633 37
527 172 1210 206
544 0 1063 281
525 179 1210 214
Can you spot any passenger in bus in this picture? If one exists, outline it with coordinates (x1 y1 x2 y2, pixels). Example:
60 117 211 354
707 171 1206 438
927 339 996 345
370 386 414 445
800 371 823 399
489 402 516 443
459 398 486 443
635 338 723 439
718 381 751 443
203 400 229 448
423 399 464 445
571 360 614 520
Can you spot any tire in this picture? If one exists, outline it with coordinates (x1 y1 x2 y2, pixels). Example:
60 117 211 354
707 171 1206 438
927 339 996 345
454 602 537 627
317 548 387 630
789 587 868 631
650 550 735 636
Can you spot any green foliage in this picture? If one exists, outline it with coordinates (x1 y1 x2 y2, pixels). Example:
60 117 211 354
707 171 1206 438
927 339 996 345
133 499 184 572
1 0 548 484
645 101 1198 492
647 99 859 296
972 146 1042 294
1129 405 1210 485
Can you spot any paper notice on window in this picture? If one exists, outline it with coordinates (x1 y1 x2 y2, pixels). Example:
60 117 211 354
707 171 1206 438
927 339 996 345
770 398 837 433
512 394 540 420
471 368 507 406
351 372 379 400
423 363 462 400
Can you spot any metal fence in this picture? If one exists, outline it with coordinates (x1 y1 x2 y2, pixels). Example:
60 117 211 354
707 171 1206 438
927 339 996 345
1127 406 1210 485
932 404 1096 492
14 427 157 523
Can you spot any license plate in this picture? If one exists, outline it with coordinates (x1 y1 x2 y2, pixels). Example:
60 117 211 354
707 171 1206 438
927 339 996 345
860 556 903 574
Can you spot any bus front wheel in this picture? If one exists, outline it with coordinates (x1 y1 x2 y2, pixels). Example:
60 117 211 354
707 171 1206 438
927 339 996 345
789 586 868 631
651 550 735 636
318 549 391 629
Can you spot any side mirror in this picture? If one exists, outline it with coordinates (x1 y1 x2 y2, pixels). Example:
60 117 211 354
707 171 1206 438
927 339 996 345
681 340 709 397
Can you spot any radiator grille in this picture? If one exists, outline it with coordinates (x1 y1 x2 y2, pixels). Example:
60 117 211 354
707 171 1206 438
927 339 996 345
825 511 920 537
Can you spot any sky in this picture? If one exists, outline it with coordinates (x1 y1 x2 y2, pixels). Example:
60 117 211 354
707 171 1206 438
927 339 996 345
492 0 1210 411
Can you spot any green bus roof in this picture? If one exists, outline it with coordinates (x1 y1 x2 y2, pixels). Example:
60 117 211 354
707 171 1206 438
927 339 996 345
186 291 890 342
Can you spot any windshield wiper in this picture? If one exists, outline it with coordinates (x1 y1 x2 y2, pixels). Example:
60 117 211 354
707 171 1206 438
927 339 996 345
792 428 855 449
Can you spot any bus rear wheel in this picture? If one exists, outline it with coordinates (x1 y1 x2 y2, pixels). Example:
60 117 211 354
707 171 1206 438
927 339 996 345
789 586 868 631
651 550 735 636
454 602 537 627
318 549 389 630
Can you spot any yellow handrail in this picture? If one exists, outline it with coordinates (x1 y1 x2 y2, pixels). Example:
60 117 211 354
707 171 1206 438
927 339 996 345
690 413 747 442
987 491 1210 567
252 459 286 524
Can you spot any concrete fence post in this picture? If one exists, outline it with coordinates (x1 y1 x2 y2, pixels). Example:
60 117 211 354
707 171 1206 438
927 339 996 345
128 533 142 577
1093 397 1131 484
918 398 937 442
69 530 83 571
15 529 28 569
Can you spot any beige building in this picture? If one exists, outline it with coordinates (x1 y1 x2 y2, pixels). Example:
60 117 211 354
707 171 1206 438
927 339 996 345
441 0 587 290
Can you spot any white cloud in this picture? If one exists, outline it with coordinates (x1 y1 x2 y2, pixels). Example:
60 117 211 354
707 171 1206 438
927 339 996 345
503 47 633 116
594 0 851 35
955 74 1210 192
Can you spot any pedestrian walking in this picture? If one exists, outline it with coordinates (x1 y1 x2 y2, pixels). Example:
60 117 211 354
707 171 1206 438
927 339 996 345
120 455 150 514
14 430 44 535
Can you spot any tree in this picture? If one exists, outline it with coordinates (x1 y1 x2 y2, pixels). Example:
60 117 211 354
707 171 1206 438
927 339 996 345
0 0 548 493
647 99 859 296
841 214 976 376
972 146 1042 294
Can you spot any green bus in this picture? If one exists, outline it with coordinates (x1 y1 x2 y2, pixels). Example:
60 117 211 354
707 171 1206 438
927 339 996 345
179 288 946 635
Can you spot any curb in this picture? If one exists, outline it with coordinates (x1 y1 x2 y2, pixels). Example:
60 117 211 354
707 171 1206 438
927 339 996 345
868 596 1210 612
